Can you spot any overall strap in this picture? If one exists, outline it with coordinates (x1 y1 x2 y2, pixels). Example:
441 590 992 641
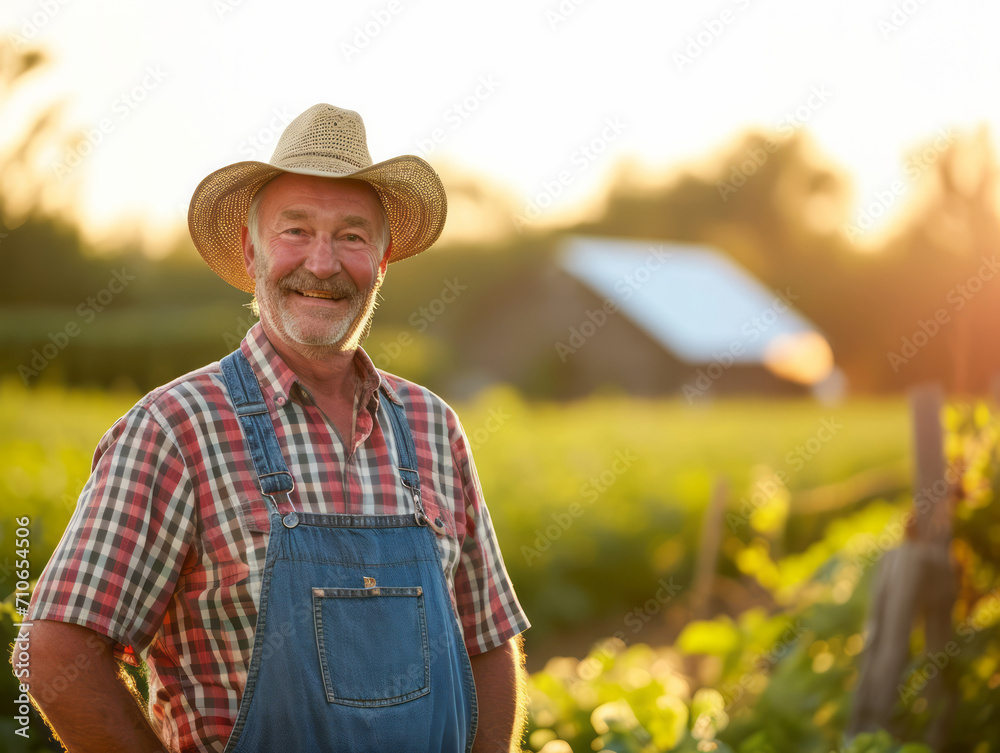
220 350 297 524
380 389 420 492
381 385 439 531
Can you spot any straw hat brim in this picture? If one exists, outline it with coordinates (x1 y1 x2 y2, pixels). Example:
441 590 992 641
188 155 447 294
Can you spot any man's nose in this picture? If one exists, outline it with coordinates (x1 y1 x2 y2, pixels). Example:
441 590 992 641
302 237 344 279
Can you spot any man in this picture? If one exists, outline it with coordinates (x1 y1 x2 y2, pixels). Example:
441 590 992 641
21 104 530 752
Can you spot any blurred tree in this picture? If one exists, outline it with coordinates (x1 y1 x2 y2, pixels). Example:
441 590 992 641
0 40 69 226
0 39 98 307
872 127 1000 396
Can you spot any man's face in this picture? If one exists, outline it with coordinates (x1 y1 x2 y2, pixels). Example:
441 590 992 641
242 173 390 355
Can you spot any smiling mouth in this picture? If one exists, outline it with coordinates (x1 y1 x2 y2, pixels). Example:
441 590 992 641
296 290 340 300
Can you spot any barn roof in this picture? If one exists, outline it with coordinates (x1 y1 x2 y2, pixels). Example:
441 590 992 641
560 235 826 366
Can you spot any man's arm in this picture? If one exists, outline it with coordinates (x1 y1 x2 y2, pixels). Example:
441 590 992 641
469 634 528 753
18 406 196 752
19 620 168 753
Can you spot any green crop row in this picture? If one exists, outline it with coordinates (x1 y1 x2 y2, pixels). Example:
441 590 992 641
519 399 1000 752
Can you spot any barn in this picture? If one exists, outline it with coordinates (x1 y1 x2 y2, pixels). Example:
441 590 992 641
453 235 841 402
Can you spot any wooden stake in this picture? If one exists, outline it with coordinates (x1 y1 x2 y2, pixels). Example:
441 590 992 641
691 475 728 621
849 383 956 749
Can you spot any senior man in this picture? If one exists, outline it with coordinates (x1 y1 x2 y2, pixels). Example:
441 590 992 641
22 104 530 753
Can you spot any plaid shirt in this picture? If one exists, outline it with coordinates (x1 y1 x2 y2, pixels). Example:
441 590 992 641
27 322 529 753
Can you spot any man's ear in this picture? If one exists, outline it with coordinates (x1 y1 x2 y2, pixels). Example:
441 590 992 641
240 226 256 280
378 241 393 276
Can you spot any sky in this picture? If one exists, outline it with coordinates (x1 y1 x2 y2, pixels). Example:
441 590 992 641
2 0 998 251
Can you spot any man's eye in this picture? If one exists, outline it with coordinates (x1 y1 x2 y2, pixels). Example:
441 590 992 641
284 228 304 236
344 234 363 243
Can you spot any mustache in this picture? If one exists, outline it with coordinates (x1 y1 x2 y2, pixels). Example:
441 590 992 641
279 275 360 298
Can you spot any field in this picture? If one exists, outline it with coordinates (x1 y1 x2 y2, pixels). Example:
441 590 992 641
2 381 998 751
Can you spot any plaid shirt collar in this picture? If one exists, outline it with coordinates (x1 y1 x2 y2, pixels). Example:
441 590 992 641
238 322 404 412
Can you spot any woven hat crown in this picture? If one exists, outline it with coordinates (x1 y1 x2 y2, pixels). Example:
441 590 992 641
188 103 447 294
272 105 374 174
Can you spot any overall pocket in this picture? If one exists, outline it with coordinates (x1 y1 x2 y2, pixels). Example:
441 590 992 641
312 586 430 707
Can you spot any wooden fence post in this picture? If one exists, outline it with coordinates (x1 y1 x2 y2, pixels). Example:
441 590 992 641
849 383 956 749
691 475 729 621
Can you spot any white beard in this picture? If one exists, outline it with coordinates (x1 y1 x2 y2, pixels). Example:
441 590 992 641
254 251 380 352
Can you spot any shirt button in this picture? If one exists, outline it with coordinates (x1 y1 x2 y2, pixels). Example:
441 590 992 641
275 395 286 406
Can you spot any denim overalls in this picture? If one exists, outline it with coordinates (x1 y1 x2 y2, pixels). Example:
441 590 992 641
218 349 477 752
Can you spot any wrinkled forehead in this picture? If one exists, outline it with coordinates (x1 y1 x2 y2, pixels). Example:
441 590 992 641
256 173 383 211
250 174 391 253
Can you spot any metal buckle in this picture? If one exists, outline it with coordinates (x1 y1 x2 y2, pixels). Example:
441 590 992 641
411 489 429 527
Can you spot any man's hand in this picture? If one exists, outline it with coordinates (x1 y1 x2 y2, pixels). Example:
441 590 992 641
15 620 169 753
469 634 528 753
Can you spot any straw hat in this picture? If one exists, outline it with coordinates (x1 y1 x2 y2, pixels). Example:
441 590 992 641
188 104 447 293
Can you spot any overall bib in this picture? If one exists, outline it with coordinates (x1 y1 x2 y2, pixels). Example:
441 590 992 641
218 350 478 752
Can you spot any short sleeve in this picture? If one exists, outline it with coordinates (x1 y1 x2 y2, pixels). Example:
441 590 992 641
27 403 196 656
448 413 530 655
